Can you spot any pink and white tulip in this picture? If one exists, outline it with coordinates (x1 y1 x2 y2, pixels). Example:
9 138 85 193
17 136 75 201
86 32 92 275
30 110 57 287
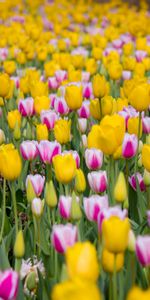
85 148 103 170
51 224 77 253
50 94 57 108
26 174 45 196
0 270 19 300
77 100 90 118
63 150 80 168
135 50 147 62
48 77 59 90
136 236 150 267
82 83 93 99
41 110 58 130
38 140 61 164
81 71 90 82
83 194 109 222
58 195 72 219
31 198 43 218
97 206 127 233
18 97 34 117
129 173 146 191
54 97 69 115
78 118 87 133
55 70 67 84
122 133 138 159
20 141 38 161
142 117 150 134
122 71 132 80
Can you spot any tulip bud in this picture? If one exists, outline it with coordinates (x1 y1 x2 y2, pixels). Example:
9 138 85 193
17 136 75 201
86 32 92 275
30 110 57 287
45 180 57 208
0 129 5 145
31 198 43 218
138 155 142 168
26 271 37 292
146 134 150 145
75 169 86 193
13 121 21 140
138 140 143 154
71 192 82 221
78 118 87 133
128 230 136 252
14 230 25 258
26 178 36 203
114 172 128 203
143 169 150 186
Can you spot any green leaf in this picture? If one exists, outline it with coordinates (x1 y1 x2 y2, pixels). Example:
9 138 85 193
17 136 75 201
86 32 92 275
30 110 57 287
0 240 10 270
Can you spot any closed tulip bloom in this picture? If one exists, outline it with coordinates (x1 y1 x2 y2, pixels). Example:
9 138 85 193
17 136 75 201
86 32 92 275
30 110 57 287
48 77 59 89
77 100 90 119
52 280 101 300
45 180 57 208
54 97 69 115
75 168 86 192
136 236 150 267
102 216 130 253
14 230 25 258
129 173 146 191
34 96 50 115
65 84 83 110
142 117 150 134
82 71 90 82
142 144 150 172
53 154 76 184
0 270 19 300
84 195 109 222
63 150 80 168
58 195 72 219
51 224 77 253
78 118 87 133
83 82 93 99
55 70 67 84
122 71 131 80
128 117 143 137
18 97 34 117
108 62 122 80
0 144 22 181
90 99 101 120
36 124 48 141
26 174 45 197
127 287 150 300
31 198 43 218
114 172 128 203
102 249 124 273
88 171 107 193
92 74 109 98
30 81 48 98
66 241 99 282
20 140 38 161
54 119 71 144
98 206 127 233
85 148 103 170
0 73 10 97
7 110 21 130
38 140 61 164
41 110 58 130
128 84 150 112
122 133 138 159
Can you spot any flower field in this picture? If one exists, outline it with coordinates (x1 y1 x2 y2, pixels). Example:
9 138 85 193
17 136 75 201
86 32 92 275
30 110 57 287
1 0 150 299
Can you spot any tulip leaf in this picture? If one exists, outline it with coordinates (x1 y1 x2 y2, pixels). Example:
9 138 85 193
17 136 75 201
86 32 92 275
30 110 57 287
16 280 25 300
0 240 10 270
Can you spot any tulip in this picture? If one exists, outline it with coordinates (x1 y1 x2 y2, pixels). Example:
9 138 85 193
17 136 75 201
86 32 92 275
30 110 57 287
122 70 131 80
7 110 21 130
88 171 107 193
36 124 48 141
122 133 138 159
136 236 150 267
18 97 34 117
82 71 90 82
85 148 103 170
142 117 150 134
143 169 150 186
102 249 124 273
135 50 147 62
48 77 59 89
58 195 72 219
34 96 50 115
128 84 150 112
84 195 109 222
51 224 77 253
54 97 69 115
45 180 57 208
0 270 19 300
129 173 146 191
41 110 58 130
127 287 150 300
108 62 122 80
50 94 57 108
63 150 80 168
65 84 83 110
55 70 67 84
90 99 101 120
65 242 99 282
102 216 130 253
82 83 93 99
71 192 82 221
14 230 25 258
0 144 22 181
114 172 128 203
97 206 127 233
92 74 109 98
77 100 90 119
75 169 86 193
54 119 71 144
78 118 87 133
20 141 38 161
0 129 5 145
53 153 76 184
0 73 10 97
38 140 61 164
31 198 43 218
26 174 45 197
128 229 136 252
142 144 150 172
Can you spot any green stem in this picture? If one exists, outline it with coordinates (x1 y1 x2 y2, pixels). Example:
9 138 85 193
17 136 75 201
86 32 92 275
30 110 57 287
109 275 113 300
54 250 58 280
113 255 117 300
33 216 37 255
147 186 150 210
37 219 41 257
0 179 6 243
11 182 19 235
134 112 142 174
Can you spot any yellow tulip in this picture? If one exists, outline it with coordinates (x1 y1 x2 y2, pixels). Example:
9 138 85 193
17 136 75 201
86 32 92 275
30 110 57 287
7 110 21 130
102 249 124 273
75 169 86 192
0 73 10 98
66 242 99 282
65 85 82 110
3 60 16 75
101 96 113 116
53 154 76 184
30 81 48 98
34 96 50 115
126 287 150 300
0 144 22 181
92 74 110 98
14 230 25 258
142 144 150 172
114 172 128 203
108 62 122 80
128 84 150 112
54 119 71 144
36 124 48 141
117 98 128 112
127 117 142 137
90 99 101 120
102 216 130 253
85 58 97 75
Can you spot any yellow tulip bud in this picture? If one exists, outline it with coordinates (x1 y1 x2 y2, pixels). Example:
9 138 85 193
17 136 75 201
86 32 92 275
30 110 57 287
34 96 50 115
54 119 71 144
36 124 48 141
108 62 122 80
7 110 21 130
128 84 150 112
71 192 82 221
128 230 136 252
30 81 48 98
0 73 10 98
75 169 86 193
45 180 57 208
102 216 130 253
65 85 82 110
127 287 150 300
92 74 109 98
102 249 124 273
13 121 21 140
3 60 16 75
0 144 22 181
127 117 142 137
143 169 150 186
90 99 101 120
14 230 25 258
53 154 76 184
26 179 36 203
114 172 128 203
142 144 150 172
